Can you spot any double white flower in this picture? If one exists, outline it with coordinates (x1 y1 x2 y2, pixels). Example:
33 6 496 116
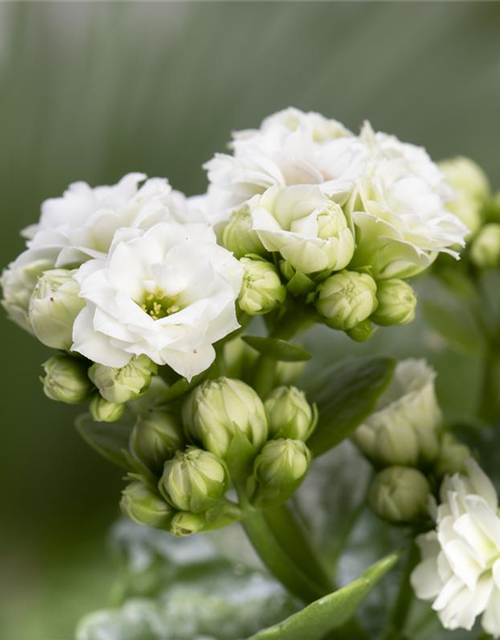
411 459 500 637
72 222 242 380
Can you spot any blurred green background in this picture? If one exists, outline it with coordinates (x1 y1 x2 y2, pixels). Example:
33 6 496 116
0 2 499 638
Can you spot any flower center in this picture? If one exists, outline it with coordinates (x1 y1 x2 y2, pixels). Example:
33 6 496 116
141 290 180 320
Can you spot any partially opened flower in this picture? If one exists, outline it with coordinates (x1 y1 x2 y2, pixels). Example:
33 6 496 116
411 459 500 637
71 221 243 380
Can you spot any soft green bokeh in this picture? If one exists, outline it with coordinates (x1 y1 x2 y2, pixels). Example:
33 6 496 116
0 3 499 638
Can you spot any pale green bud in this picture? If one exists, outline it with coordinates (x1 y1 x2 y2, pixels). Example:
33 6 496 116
120 480 174 529
89 395 125 422
439 156 490 203
28 269 84 350
316 270 378 331
252 438 311 507
275 361 305 386
346 319 376 342
369 466 430 524
182 378 268 459
170 511 206 537
130 411 185 473
159 447 229 513
88 356 158 404
238 257 286 316
470 224 500 269
41 355 92 404
265 386 317 441
221 207 266 259
447 193 482 237
353 359 441 466
434 434 470 477
371 279 417 327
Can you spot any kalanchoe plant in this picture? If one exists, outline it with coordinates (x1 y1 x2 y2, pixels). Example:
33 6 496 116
3 107 500 640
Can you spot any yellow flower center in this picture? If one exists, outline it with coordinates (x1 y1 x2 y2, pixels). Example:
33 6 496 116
141 290 180 320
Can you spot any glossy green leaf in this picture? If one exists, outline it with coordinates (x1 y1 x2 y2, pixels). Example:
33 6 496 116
75 412 134 470
242 336 312 362
306 356 395 457
246 553 400 640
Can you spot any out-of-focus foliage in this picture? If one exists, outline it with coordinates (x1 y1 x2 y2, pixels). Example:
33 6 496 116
1 3 499 639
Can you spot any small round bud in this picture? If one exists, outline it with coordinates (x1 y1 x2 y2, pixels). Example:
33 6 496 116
88 356 158 404
28 269 84 350
265 386 317 441
89 395 125 422
170 512 206 537
316 270 378 331
120 480 174 529
439 156 490 203
252 438 311 507
238 257 286 316
434 434 470 477
346 319 376 342
369 466 430 524
41 355 92 404
182 378 269 459
159 447 229 513
130 411 185 473
470 223 500 269
371 279 417 327
221 207 266 259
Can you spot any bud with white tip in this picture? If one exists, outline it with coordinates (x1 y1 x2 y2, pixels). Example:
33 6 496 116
129 411 185 473
88 356 157 405
41 355 92 404
221 206 267 259
238 257 286 316
89 395 125 422
265 386 317 441
369 466 430 524
439 156 490 203
120 479 174 529
371 279 417 327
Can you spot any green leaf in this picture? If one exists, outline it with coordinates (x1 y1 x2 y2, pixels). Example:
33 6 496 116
242 336 312 362
306 356 395 457
246 553 400 640
75 412 134 470
423 299 486 356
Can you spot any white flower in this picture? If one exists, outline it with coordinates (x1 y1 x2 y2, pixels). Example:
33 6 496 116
71 221 243 380
24 173 204 268
353 359 441 466
411 459 500 637
248 184 355 275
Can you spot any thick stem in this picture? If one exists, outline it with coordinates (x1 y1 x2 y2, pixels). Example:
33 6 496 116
382 542 419 640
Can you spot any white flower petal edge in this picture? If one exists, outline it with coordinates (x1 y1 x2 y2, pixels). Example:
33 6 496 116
72 222 243 381
411 458 500 637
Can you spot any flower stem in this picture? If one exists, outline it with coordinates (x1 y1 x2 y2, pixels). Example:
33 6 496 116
477 355 499 424
382 542 419 640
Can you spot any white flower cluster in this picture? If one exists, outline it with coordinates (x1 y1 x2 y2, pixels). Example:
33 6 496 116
411 459 500 637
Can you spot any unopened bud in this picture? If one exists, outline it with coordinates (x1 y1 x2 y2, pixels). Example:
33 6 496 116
159 447 229 513
265 386 317 441
238 257 286 316
42 355 92 404
470 223 500 269
346 319 376 342
170 512 206 537
316 270 378 331
88 356 157 404
29 269 84 350
221 207 266 259
369 466 430 524
371 279 416 326
434 434 470 477
120 480 174 529
439 156 490 203
275 361 305 386
182 378 268 459
130 411 185 473
89 395 125 422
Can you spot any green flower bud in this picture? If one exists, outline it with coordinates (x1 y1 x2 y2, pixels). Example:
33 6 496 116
316 270 378 331
368 466 430 524
353 359 441 467
470 223 500 269
41 355 92 404
275 361 305 386
159 447 229 513
446 193 482 237
221 207 266 259
130 411 185 473
265 386 317 441
434 434 470 477
29 269 84 350
182 378 269 459
346 319 376 342
439 156 490 203
170 511 206 537
280 260 316 295
371 279 417 327
89 395 125 422
120 480 174 529
238 257 286 316
88 356 158 404
252 438 311 507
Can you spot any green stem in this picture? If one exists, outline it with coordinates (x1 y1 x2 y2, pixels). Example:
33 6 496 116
477 355 499 424
382 543 419 640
